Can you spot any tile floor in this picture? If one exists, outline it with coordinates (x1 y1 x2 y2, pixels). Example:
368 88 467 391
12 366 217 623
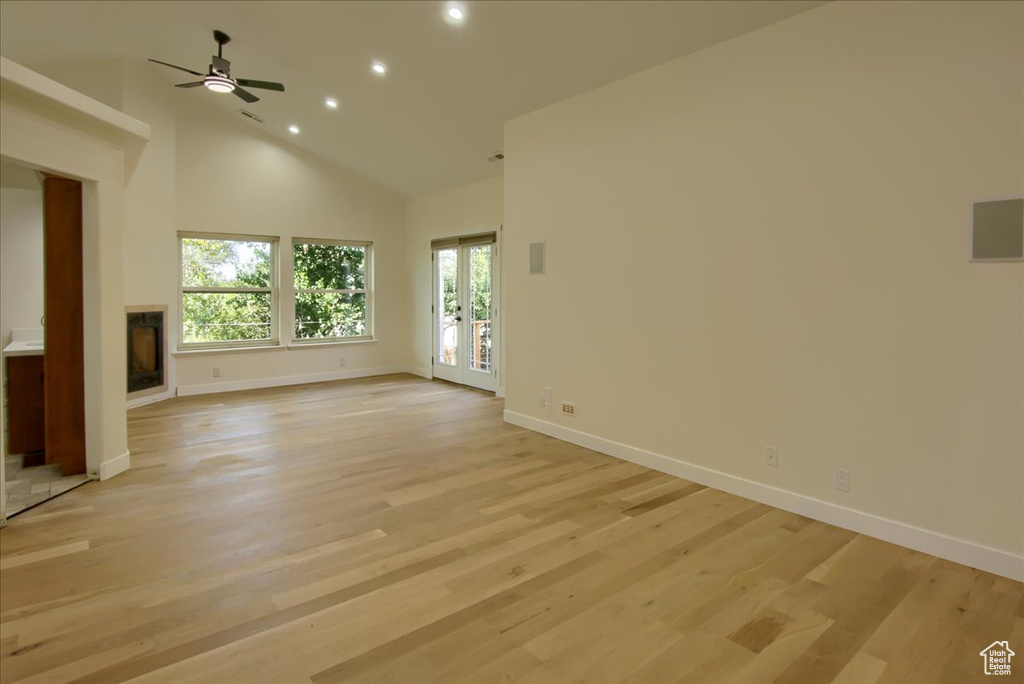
4 455 90 517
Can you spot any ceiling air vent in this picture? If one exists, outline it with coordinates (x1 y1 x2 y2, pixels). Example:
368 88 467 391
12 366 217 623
239 109 265 124
488 151 504 162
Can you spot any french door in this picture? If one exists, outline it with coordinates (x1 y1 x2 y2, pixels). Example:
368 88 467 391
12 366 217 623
433 236 498 392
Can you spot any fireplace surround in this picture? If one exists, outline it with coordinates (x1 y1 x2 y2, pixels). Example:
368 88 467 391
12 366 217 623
126 305 167 396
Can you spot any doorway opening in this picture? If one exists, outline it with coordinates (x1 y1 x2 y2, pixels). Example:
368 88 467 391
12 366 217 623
1 163 89 517
432 232 499 392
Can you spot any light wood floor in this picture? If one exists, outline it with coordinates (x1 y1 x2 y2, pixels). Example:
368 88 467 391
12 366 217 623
1 374 1021 684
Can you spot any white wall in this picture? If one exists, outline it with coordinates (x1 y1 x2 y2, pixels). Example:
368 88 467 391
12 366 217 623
27 59 123 111
120 62 178 404
0 186 43 347
406 176 503 379
1 64 138 484
504 0 1023 573
31 60 411 396
171 94 409 391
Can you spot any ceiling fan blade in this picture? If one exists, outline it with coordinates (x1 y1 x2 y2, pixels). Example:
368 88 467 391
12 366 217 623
236 78 285 92
175 81 205 88
149 59 204 77
232 86 260 103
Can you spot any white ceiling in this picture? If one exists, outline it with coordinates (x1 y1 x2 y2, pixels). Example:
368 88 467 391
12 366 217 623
0 1 824 196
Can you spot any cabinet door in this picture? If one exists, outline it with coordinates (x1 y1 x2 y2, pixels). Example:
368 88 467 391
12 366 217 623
6 355 45 455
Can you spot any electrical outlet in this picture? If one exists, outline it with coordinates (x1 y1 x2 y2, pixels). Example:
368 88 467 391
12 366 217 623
544 401 553 417
543 386 552 402
537 392 546 408
765 446 778 467
212 367 221 378
561 401 576 417
339 358 347 367
835 468 850 492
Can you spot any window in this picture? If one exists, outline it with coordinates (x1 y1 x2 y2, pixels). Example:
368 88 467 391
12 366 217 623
179 233 278 348
293 239 372 341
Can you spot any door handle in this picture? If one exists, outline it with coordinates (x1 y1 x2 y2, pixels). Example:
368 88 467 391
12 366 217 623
455 316 462 321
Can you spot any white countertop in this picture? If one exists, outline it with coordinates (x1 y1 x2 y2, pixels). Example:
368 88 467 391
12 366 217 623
3 340 44 357
3 328 44 356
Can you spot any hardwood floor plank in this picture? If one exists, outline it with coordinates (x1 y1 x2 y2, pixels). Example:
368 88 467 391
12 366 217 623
309 551 605 683
0 375 1016 684
774 566 918 684
620 482 707 516
0 541 90 570
730 610 794 654
831 651 888 684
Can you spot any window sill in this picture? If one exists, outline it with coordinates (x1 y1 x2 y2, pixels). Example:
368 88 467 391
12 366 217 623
173 339 378 356
287 339 378 350
173 344 287 356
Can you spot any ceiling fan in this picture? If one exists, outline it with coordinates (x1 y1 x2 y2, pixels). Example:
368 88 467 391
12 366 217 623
149 30 285 104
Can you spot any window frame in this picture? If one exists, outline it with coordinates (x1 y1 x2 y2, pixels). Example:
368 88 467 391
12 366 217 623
177 231 280 350
291 237 374 343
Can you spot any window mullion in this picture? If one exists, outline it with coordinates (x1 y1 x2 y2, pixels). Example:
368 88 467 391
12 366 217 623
182 287 272 294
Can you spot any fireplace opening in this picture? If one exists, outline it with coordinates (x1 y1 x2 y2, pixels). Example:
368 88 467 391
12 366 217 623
126 307 166 395
132 327 157 372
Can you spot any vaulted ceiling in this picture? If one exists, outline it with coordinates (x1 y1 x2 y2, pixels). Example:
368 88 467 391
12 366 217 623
0 1 824 195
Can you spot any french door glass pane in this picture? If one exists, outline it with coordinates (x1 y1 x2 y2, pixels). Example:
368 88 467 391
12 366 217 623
469 245 492 373
437 248 458 366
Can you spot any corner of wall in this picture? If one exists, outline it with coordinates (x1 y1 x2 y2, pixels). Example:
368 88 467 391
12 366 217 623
97 450 131 481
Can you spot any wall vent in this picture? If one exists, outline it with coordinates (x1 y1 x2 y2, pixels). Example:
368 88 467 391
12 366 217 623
239 109 265 124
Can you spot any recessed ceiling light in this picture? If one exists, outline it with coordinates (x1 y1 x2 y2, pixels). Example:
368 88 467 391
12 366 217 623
288 125 300 134
371 61 387 75
447 6 464 21
325 97 338 109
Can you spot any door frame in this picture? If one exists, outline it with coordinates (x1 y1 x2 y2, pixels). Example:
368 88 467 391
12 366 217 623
431 231 500 392
43 174 88 475
0 165 89 525
0 70 146 528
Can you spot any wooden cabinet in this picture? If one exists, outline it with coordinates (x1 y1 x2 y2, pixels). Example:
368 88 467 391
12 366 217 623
6 355 45 455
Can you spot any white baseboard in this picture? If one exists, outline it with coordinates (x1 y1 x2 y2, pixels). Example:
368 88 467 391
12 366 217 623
503 410 1024 582
403 366 433 380
177 366 422 397
98 450 131 481
127 389 175 410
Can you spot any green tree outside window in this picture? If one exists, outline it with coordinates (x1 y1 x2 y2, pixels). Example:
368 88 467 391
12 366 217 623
180 236 275 345
293 241 371 339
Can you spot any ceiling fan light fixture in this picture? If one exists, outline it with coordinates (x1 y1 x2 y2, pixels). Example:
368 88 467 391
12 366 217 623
204 75 236 93
150 31 284 105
